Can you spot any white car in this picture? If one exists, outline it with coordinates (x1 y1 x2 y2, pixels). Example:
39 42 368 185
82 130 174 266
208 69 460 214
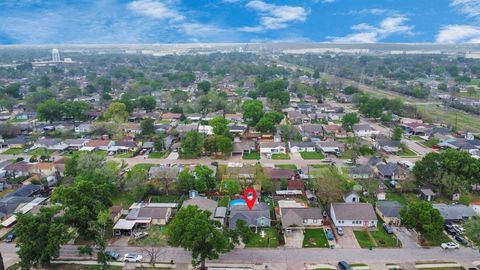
123 253 143 262
441 242 460 249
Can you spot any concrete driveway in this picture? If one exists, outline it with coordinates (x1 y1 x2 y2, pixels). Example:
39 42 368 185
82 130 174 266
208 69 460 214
336 227 360 249
284 230 304 248
394 227 419 249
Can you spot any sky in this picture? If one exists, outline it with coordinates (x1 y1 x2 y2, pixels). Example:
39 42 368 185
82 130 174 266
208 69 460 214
0 0 480 44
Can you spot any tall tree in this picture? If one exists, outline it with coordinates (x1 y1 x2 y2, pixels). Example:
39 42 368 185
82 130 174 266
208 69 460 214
153 133 166 152
255 117 276 134
392 127 403 141
141 118 155 136
181 131 204 159
215 135 233 157
197 81 211 94
91 210 113 270
167 206 238 270
341 112 360 132
16 207 72 270
104 102 129 123
400 201 444 240
63 101 91 123
194 165 216 191
138 96 156 112
209 117 230 137
242 100 264 126
37 99 63 123
464 218 480 249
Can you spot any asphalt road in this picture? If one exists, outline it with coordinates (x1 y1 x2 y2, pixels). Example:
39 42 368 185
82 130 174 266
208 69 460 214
1 243 479 269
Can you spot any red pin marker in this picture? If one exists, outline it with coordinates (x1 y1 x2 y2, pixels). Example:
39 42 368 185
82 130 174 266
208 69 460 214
243 188 257 210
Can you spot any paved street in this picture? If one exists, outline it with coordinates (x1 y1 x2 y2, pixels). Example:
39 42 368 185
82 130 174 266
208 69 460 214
2 243 479 269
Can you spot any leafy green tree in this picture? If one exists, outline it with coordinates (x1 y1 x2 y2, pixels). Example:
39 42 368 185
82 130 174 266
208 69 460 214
392 127 403 141
141 118 155 136
194 165 216 191
104 102 129 123
37 99 63 123
235 219 254 243
242 100 264 126
343 85 359 95
51 178 114 239
16 207 72 270
181 131 204 159
279 125 302 141
204 136 218 155
215 135 233 156
2 83 21 98
63 101 91 123
171 89 188 103
91 210 113 270
255 117 276 134
197 81 211 94
341 112 360 132
209 117 229 136
400 201 444 240
153 133 166 151
138 96 156 112
166 206 238 270
464 218 480 249
263 111 284 124
176 170 195 193
381 111 393 124
220 180 241 195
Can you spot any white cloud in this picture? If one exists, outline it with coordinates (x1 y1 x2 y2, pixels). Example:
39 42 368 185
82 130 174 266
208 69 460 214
436 24 480 43
127 0 185 22
240 0 308 32
450 0 480 18
347 8 401 16
222 0 243 3
330 16 414 43
319 0 336 3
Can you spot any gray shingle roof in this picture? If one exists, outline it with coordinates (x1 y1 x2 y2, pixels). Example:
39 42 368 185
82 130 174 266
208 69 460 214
376 201 402 218
331 203 377 221
228 203 270 229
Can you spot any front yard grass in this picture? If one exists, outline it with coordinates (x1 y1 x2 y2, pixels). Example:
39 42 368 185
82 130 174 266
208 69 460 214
244 227 279 248
275 164 297 170
148 151 165 158
129 225 168 247
272 153 290 160
243 152 260 160
303 229 329 248
354 230 376 248
114 151 134 158
2 148 24 155
28 148 54 156
398 147 417 157
300 151 325 160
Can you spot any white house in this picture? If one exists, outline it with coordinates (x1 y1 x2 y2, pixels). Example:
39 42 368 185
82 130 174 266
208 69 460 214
353 124 377 137
330 203 377 228
343 191 360 203
288 141 316 153
34 138 68 151
259 142 286 154
75 123 91 133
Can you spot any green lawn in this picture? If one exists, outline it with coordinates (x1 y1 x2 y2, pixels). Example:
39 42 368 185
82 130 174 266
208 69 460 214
398 147 417 157
372 218 401 248
149 195 181 203
218 196 230 207
114 151 134 158
272 153 290 160
385 192 408 205
129 225 168 247
243 152 260 160
28 147 54 156
2 148 24 155
421 232 451 247
354 230 376 248
300 151 325 160
149 151 165 158
302 229 329 248
244 227 279 248
409 135 424 141
275 164 297 170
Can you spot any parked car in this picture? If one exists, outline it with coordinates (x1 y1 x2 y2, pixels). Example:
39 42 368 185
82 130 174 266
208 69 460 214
446 228 457 236
106 250 120 260
383 224 394 234
325 228 334 241
452 224 465 234
455 235 468 245
444 223 454 231
133 231 149 239
123 253 143 262
4 232 16 243
343 160 353 165
336 227 344 236
441 242 459 249
338 261 353 270
321 158 333 163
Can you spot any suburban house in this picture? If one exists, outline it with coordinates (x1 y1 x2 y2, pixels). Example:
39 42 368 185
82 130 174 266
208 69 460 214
198 125 214 135
264 167 296 182
64 139 89 150
228 125 246 135
228 203 271 229
186 113 202 122
281 207 323 232
225 113 243 122
148 166 183 181
376 163 409 181
330 203 378 228
322 124 346 138
349 165 374 179
31 163 57 177
34 138 68 151
353 124 377 137
401 122 433 136
288 141 316 153
3 136 30 148
298 124 324 138
317 140 345 155
0 184 43 220
259 142 286 155
232 140 255 156
224 165 256 181
109 141 137 153
85 139 114 151
375 137 401 153
161 112 182 121
125 203 174 226
74 123 91 133
433 204 477 223
4 161 33 178
182 196 226 225
376 201 402 226
287 110 310 124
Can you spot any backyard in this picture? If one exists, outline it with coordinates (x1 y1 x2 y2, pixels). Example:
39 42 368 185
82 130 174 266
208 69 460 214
243 152 260 160
302 229 329 248
300 151 325 160
244 227 280 248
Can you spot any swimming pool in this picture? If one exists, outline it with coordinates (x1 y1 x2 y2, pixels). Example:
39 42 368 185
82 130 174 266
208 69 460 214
229 198 247 206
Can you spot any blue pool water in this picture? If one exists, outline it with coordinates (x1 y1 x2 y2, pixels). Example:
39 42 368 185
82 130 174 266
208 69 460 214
229 199 247 206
